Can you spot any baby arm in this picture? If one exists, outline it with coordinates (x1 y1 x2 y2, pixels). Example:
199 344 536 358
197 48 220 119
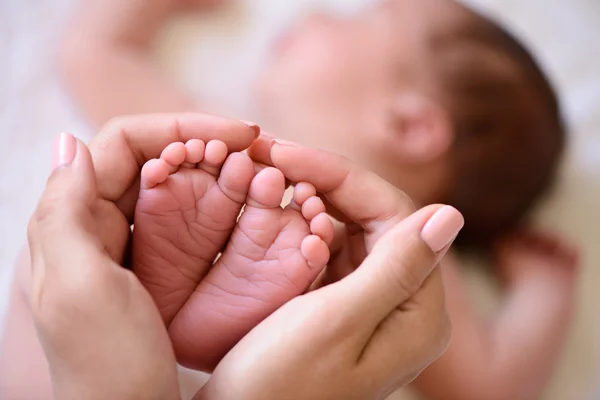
412 232 579 400
60 0 210 127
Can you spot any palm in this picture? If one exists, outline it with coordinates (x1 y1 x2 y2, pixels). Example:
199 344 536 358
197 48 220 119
88 197 182 399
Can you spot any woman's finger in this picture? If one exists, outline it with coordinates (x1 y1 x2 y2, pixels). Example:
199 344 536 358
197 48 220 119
200 205 463 400
359 268 450 392
333 205 463 330
27 134 130 332
28 134 104 288
318 205 462 392
90 113 260 219
27 133 181 400
247 137 415 250
28 133 117 348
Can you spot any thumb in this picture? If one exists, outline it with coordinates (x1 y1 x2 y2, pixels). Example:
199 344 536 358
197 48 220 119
337 205 464 327
27 133 182 400
27 133 105 311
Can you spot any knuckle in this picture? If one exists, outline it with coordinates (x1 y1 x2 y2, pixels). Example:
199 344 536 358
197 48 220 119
34 186 89 233
32 193 80 235
389 260 422 300
34 195 61 223
102 115 129 135
386 235 435 297
32 266 110 326
32 297 73 340
31 195 67 235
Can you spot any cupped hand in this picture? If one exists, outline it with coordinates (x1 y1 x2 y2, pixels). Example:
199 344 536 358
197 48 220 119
249 136 419 284
26 115 258 400
28 136 181 400
197 138 465 400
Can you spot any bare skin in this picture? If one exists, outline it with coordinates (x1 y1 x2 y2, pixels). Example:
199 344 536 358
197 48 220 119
2 120 456 400
133 139 332 371
0 114 260 399
415 235 578 400
49 0 581 399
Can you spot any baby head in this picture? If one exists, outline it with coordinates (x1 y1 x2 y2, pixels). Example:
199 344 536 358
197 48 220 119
255 0 565 249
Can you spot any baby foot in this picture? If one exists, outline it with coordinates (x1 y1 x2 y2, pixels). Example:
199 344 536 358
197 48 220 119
168 169 334 372
133 139 255 325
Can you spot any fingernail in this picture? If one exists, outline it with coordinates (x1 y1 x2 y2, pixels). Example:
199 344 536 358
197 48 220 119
240 120 261 137
52 132 77 171
421 206 464 253
274 139 301 147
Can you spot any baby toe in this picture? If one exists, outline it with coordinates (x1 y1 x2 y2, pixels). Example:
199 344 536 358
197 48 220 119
161 142 187 173
185 139 206 164
199 140 228 175
301 235 330 270
246 167 285 209
217 153 255 204
293 182 317 206
141 158 170 190
310 213 335 246
287 182 316 211
302 196 326 221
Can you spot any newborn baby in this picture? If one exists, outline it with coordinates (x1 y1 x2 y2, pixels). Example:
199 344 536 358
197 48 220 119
60 0 577 398
133 138 333 371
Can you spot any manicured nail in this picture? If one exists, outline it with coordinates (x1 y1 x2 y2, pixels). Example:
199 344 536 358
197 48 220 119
274 139 301 147
240 120 261 137
421 206 464 253
52 132 77 171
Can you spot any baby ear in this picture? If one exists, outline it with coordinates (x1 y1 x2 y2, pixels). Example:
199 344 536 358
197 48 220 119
387 93 454 165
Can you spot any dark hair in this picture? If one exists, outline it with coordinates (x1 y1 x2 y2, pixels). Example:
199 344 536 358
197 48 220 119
433 8 566 250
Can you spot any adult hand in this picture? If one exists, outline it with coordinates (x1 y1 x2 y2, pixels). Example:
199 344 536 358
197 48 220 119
85 113 258 262
28 135 181 400
198 138 464 400
26 115 259 400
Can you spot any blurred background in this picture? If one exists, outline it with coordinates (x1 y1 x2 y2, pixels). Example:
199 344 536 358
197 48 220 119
1 0 599 399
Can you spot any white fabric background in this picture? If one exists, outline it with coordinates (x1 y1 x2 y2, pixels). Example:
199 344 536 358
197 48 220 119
1 1 598 398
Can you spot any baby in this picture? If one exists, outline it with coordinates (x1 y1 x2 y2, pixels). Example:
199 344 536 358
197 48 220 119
133 138 334 371
60 0 579 398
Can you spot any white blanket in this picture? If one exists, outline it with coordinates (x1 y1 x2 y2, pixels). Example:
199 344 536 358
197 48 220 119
1 1 599 399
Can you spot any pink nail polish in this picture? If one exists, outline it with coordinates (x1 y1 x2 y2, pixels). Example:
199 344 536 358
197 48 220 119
52 132 77 171
421 206 464 253
240 120 261 137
